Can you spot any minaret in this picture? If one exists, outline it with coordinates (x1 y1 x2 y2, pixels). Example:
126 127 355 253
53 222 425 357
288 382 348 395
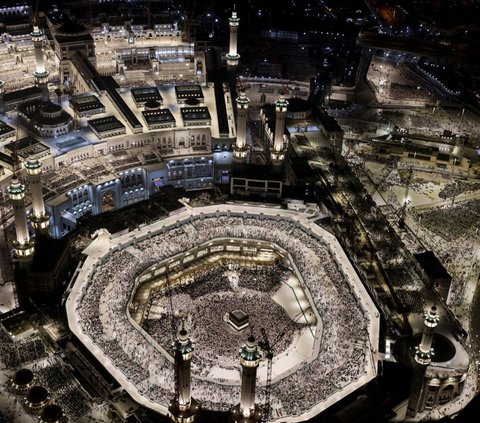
169 328 199 423
7 176 35 261
407 305 440 417
226 6 240 66
25 157 50 237
31 22 49 100
233 90 250 162
415 305 439 365
271 93 289 163
232 335 262 422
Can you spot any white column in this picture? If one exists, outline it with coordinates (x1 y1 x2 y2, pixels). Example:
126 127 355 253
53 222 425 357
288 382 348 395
415 305 439 365
229 16 238 57
31 26 48 79
12 202 29 245
176 328 193 409
24 158 50 236
236 91 249 148
7 176 35 260
239 336 261 418
25 161 45 220
274 93 288 152
226 9 240 65
234 90 250 161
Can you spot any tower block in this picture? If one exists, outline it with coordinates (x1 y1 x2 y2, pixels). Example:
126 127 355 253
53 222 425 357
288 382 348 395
226 7 240 66
7 176 35 261
407 305 440 417
31 24 49 92
169 328 199 423
271 93 289 163
232 336 262 423
25 158 50 237
233 90 250 162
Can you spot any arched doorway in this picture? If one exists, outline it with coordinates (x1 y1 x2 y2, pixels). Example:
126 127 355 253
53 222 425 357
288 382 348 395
438 384 455 405
102 190 116 212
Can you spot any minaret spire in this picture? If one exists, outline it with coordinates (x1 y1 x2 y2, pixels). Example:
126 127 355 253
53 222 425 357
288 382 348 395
7 175 35 261
415 305 439 365
31 21 49 100
168 327 199 423
25 157 50 237
271 92 289 163
233 89 250 162
407 305 440 417
226 5 240 66
232 335 262 422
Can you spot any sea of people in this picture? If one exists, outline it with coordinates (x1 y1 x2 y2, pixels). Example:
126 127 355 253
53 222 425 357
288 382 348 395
34 356 91 420
408 200 480 305
363 59 480 141
73 213 373 419
0 330 47 369
367 60 436 106
323 146 430 317
143 263 303 371
416 199 480 243
438 181 480 200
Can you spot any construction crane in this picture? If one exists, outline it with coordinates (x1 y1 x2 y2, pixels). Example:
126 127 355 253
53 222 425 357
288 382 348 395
12 119 21 175
34 0 40 22
88 0 94 25
165 272 181 408
259 328 273 423
251 11 275 76
0 122 22 291
397 165 413 227
0 190 15 287
369 157 398 197
181 0 196 42
144 0 152 30
258 323 292 423
165 272 177 343
342 143 354 161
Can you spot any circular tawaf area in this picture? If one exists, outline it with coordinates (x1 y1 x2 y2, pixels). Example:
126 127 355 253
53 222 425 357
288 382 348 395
143 263 311 371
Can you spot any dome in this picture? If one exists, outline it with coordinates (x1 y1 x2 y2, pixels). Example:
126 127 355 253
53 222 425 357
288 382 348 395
246 335 256 349
7 175 26 196
144 100 161 110
26 386 49 404
56 20 88 35
287 97 311 113
40 102 63 118
40 404 64 423
13 369 34 386
25 156 42 170
42 103 62 114
178 328 188 342
176 328 194 355
185 97 200 106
